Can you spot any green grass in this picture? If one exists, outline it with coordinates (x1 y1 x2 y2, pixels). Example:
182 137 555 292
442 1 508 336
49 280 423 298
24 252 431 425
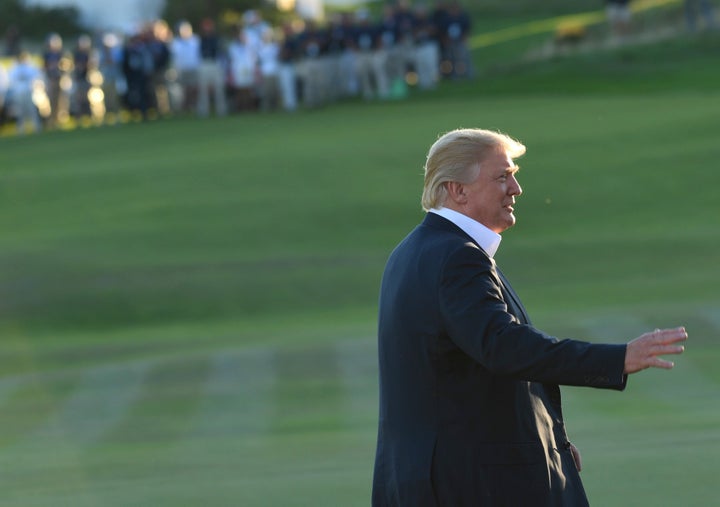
1 21 720 507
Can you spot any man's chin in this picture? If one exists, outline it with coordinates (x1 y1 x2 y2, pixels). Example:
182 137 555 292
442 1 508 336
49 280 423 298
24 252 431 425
501 215 516 232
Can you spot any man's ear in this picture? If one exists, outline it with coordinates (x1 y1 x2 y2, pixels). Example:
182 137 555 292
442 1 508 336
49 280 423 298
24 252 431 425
445 181 467 205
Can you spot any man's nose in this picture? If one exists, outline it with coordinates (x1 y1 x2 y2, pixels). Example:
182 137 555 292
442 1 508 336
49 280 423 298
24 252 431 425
509 174 522 196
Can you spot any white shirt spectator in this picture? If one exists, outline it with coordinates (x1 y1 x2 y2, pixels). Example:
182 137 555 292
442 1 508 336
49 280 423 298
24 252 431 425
228 35 257 87
243 10 271 54
171 34 201 71
8 53 43 133
9 59 41 95
258 38 280 78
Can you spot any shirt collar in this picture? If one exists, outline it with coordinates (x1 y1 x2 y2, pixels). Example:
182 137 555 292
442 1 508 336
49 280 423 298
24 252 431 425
429 207 502 258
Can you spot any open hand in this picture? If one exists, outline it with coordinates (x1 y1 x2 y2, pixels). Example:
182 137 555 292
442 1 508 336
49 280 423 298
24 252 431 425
624 327 687 374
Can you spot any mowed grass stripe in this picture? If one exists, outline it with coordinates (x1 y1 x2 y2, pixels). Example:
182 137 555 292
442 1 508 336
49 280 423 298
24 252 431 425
101 356 211 445
189 347 275 438
28 362 152 446
580 422 720 507
679 310 720 384
2 93 719 336
698 304 720 331
336 338 378 429
0 377 21 405
270 345 347 435
0 373 81 448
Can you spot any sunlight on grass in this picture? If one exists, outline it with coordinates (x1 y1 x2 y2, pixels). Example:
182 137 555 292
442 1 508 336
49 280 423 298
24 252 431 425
470 0 682 49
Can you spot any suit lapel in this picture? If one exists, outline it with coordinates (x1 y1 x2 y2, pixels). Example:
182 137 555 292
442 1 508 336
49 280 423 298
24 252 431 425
495 266 532 326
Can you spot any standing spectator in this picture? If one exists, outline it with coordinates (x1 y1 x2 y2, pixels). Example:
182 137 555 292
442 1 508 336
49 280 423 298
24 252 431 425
394 0 418 90
170 21 200 113
684 0 716 31
277 23 299 112
72 35 93 118
296 21 328 108
227 25 258 112
0 61 9 127
122 32 153 120
442 0 474 79
414 3 441 90
354 10 388 101
98 32 123 120
338 12 360 98
379 4 404 97
3 25 21 58
197 18 227 117
43 33 66 128
243 10 271 54
325 13 347 101
147 20 172 116
257 29 281 112
605 0 633 40
432 0 449 74
8 51 42 134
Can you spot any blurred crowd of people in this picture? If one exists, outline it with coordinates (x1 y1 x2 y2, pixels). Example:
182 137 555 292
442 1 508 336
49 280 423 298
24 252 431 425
0 0 475 135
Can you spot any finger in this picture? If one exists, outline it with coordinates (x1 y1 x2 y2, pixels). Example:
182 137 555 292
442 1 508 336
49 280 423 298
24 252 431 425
651 357 675 369
656 327 688 344
645 328 687 346
650 344 685 356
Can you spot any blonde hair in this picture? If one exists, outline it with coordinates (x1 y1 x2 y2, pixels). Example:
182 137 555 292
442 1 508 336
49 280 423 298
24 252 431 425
421 128 526 211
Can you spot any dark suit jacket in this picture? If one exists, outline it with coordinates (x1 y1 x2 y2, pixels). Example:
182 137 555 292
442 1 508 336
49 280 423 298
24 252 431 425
372 213 627 506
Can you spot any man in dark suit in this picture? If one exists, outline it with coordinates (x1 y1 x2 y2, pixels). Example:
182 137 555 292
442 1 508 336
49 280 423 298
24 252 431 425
372 128 688 506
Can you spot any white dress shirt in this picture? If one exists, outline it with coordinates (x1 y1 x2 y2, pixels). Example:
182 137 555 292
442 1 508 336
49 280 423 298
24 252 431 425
429 207 501 258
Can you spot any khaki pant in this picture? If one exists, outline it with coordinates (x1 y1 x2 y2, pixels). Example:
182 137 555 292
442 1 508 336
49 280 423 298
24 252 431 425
197 61 227 117
14 89 41 133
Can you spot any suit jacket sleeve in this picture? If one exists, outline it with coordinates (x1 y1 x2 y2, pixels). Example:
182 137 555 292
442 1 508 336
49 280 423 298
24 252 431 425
438 241 627 389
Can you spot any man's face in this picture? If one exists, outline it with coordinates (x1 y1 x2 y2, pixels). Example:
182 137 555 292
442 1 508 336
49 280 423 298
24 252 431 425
461 149 522 233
